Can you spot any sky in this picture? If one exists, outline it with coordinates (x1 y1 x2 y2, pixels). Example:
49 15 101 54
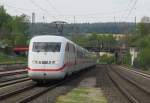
0 0 149 23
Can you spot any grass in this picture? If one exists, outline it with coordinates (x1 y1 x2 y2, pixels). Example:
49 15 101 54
56 87 107 103
0 52 27 64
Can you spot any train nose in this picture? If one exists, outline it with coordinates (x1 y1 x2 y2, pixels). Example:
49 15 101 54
43 73 46 76
43 73 47 76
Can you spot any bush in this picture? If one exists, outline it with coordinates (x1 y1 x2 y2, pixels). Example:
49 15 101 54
0 52 27 64
99 54 115 64
136 48 150 70
0 52 9 62
123 53 131 65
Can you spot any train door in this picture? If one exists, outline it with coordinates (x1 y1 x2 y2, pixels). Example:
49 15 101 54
68 43 73 73
65 43 75 74
65 43 69 73
73 45 76 65
69 43 76 72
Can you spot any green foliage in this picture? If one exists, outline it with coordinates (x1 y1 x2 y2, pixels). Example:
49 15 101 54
71 35 89 47
13 34 28 46
0 6 12 38
11 15 29 34
137 23 150 36
0 6 28 55
128 22 150 69
123 53 131 65
56 87 107 103
136 48 150 70
0 52 8 61
128 22 150 47
0 6 29 48
99 54 115 64
0 52 27 64
137 36 150 48
71 34 116 65
71 33 116 48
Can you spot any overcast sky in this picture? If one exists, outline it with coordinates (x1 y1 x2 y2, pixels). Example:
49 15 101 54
0 0 149 23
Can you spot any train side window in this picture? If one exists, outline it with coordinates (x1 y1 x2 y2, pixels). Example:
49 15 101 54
77 48 82 58
68 43 74 53
68 43 71 52
73 45 75 53
65 43 69 52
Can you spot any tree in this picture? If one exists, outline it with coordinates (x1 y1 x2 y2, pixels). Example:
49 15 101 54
137 22 150 36
137 48 150 70
71 35 89 47
11 15 29 35
13 33 28 46
141 16 150 23
127 16 150 69
0 6 12 38
0 6 29 48
11 15 29 46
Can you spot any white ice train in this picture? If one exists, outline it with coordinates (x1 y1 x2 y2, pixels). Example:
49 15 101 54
27 35 96 81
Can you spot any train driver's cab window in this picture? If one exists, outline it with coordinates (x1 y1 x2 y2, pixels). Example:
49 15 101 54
32 42 61 52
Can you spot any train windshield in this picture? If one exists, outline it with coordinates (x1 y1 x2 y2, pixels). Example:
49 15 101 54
32 42 61 52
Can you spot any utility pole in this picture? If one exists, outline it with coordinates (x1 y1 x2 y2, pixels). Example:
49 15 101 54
114 16 117 33
31 12 35 36
134 16 137 33
43 16 45 24
32 12 35 24
74 16 75 24
73 16 76 33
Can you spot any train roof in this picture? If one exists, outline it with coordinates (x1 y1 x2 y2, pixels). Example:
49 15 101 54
30 35 68 42
30 35 88 52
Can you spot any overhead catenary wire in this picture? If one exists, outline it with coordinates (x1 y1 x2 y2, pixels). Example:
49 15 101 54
58 9 131 17
123 0 138 21
127 0 138 17
55 8 135 23
45 0 62 15
3 4 31 16
119 0 135 22
29 0 58 19
1 0 139 23
44 0 71 22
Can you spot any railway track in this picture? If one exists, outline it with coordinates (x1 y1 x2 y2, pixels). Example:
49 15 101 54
119 66 150 79
0 77 30 87
122 65 150 76
107 65 150 103
0 63 26 72
0 69 81 103
0 79 73 103
2 65 149 103
0 69 28 85
16 80 68 103
0 79 37 103
96 65 131 103
0 69 27 77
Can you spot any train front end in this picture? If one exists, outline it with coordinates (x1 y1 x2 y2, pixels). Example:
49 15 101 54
27 36 66 81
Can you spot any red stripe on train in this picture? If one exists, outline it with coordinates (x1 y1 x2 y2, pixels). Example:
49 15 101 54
27 64 66 71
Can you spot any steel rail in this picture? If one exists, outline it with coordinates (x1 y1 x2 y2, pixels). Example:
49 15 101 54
0 69 27 77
